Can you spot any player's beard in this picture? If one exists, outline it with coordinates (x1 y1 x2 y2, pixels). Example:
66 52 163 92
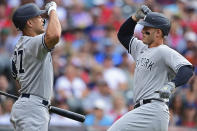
36 29 44 35
142 37 154 46
36 25 45 35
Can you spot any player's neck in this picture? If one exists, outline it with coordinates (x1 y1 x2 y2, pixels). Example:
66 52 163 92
23 29 38 37
149 39 164 48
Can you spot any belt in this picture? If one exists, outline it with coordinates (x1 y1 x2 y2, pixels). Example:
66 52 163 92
134 98 164 109
21 93 49 106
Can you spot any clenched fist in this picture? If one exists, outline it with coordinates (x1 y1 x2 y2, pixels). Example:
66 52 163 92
45 1 57 15
133 5 151 21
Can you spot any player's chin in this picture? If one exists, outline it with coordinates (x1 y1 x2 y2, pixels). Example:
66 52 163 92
37 29 45 35
143 40 150 46
142 39 147 44
40 28 45 33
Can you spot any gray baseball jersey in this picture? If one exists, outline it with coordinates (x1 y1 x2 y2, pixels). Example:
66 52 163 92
12 34 53 100
127 37 192 103
108 36 192 131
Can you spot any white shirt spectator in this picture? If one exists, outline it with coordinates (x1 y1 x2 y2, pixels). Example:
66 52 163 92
55 76 86 99
82 89 113 113
103 67 127 90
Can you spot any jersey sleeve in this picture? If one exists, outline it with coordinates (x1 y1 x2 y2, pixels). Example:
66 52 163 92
160 45 192 73
25 34 52 59
127 37 147 61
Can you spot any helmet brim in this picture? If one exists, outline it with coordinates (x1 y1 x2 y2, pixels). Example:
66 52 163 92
138 20 156 28
38 10 47 16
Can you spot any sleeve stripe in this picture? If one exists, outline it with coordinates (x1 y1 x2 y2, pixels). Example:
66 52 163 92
42 35 52 52
128 37 135 54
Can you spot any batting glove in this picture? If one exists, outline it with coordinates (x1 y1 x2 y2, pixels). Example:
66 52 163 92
45 1 57 15
134 5 151 21
158 82 176 99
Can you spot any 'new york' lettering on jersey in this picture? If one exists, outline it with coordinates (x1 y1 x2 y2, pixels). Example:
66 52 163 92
136 58 154 71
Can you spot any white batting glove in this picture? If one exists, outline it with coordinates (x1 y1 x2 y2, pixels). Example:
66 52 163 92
134 5 151 21
158 82 176 99
45 1 57 15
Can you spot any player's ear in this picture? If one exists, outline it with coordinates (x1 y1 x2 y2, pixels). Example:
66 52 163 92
156 29 162 38
26 19 33 28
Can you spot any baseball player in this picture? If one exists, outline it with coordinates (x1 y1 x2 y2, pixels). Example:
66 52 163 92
10 2 61 131
108 5 194 131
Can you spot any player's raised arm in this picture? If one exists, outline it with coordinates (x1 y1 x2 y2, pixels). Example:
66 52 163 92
44 1 61 49
117 5 151 49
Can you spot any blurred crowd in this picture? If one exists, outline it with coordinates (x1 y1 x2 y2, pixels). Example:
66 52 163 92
0 0 197 129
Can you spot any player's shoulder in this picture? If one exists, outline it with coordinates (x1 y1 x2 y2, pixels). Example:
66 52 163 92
157 44 170 49
23 34 44 46
25 33 44 41
157 44 181 57
14 36 29 50
16 35 33 46
157 44 175 52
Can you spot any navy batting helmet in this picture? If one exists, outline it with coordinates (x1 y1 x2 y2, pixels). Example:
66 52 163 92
12 3 46 30
138 12 171 36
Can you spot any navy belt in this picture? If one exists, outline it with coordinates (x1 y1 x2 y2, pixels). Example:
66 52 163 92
134 98 164 109
21 93 49 106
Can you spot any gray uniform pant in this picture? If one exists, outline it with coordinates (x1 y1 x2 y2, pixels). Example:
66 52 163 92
108 100 169 131
10 95 50 131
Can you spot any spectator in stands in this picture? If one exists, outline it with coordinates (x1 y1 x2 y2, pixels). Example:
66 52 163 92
167 15 186 54
0 99 13 125
84 99 113 126
0 28 11 76
71 28 87 52
169 93 184 126
186 46 197 67
4 22 21 55
69 2 93 29
92 0 112 26
88 65 103 88
183 31 197 55
0 28 10 48
82 79 113 114
181 102 197 128
54 0 68 30
0 75 9 102
103 55 128 91
119 52 135 90
55 63 87 112
181 5 197 33
184 76 197 107
109 93 127 122
0 1 11 30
